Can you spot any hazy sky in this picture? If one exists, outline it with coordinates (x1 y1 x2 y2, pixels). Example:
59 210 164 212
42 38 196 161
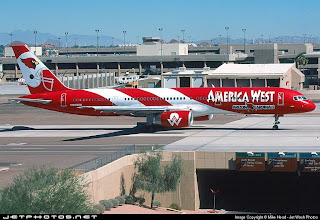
2 0 320 42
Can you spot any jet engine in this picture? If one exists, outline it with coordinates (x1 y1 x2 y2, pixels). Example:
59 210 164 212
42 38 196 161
155 110 193 128
194 114 214 121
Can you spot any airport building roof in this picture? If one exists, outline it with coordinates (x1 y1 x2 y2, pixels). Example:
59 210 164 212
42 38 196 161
212 63 295 76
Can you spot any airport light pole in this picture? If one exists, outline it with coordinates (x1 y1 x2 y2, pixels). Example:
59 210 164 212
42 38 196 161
58 38 61 49
242 29 246 53
123 30 126 55
225 27 229 54
34 30 37 55
181 30 185 42
95 29 99 56
310 34 312 43
65 32 68 57
159 28 163 55
9 33 13 47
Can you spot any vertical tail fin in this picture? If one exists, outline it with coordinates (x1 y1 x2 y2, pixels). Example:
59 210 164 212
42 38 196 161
12 45 70 94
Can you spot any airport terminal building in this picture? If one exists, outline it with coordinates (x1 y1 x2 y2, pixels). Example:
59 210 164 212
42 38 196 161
161 63 305 90
0 39 318 91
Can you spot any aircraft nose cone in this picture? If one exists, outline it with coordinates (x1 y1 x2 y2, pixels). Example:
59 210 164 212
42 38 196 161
308 101 316 112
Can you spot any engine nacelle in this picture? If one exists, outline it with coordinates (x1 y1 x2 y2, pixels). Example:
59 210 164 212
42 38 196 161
155 110 193 128
194 114 214 121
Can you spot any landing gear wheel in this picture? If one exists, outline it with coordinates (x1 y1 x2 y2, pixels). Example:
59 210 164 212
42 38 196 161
272 115 281 130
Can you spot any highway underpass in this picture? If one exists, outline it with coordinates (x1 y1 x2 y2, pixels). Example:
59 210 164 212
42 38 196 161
197 169 320 213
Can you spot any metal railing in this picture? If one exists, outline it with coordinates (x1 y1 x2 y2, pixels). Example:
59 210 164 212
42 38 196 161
69 145 136 173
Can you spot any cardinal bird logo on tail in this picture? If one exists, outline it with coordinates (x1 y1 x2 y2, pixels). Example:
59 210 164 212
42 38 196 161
21 58 39 69
12 45 70 94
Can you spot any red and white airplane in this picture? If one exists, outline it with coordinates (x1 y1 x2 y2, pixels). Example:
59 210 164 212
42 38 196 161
10 45 316 130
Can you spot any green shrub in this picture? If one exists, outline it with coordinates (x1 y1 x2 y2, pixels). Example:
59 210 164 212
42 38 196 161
108 198 119 208
153 200 162 208
115 196 126 205
99 200 113 211
0 166 93 214
124 194 134 204
169 203 181 211
93 204 105 214
136 196 145 206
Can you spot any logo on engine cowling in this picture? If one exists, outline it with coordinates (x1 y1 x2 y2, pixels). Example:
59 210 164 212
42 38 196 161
167 113 182 126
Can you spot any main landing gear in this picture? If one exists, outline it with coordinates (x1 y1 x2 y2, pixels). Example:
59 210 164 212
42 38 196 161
272 115 281 130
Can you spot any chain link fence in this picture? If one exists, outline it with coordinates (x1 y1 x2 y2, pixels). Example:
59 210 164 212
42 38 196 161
69 145 136 173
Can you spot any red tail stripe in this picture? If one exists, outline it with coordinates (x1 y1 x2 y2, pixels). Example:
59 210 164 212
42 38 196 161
12 45 30 58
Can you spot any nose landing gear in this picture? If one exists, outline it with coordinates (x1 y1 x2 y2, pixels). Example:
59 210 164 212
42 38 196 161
272 115 281 130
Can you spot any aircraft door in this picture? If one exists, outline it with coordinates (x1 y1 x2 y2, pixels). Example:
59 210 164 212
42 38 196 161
112 96 118 106
277 92 284 106
60 93 67 107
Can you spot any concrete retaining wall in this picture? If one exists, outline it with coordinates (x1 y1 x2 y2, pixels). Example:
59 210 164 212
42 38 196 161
84 151 236 210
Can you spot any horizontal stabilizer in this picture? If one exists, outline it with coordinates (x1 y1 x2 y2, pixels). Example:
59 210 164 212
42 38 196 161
8 98 52 104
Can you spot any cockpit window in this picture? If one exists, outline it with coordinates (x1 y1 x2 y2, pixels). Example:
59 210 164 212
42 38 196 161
293 96 307 101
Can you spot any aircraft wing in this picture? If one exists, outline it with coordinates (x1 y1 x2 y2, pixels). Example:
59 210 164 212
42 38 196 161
8 98 52 104
78 105 189 115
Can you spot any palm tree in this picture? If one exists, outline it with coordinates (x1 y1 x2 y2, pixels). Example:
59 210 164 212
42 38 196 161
295 53 309 74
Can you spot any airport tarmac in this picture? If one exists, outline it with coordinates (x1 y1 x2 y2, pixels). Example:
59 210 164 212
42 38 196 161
0 93 319 189
0 100 243 188
164 114 320 152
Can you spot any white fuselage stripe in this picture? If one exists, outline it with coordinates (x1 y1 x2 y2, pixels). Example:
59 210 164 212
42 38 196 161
85 88 233 116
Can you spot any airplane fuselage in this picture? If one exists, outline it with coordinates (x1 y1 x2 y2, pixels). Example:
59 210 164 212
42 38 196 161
19 87 315 117
11 45 316 129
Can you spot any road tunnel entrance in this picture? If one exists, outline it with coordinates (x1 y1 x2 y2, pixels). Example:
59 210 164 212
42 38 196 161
197 169 320 213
